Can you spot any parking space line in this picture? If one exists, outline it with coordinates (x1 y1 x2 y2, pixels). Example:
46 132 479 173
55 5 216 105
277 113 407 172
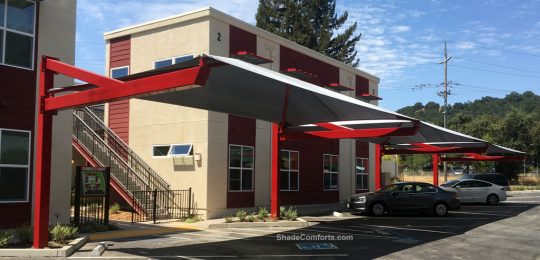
305 226 398 239
71 254 349 259
353 224 459 235
452 211 513 217
207 229 279 237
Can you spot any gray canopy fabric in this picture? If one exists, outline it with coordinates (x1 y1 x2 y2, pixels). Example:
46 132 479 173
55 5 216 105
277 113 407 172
135 54 523 156
139 55 412 126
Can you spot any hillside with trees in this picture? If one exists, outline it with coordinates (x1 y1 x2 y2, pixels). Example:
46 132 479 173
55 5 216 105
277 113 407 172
396 91 540 177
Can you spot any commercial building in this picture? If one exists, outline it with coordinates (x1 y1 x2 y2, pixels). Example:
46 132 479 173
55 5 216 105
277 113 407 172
94 7 383 219
0 0 76 228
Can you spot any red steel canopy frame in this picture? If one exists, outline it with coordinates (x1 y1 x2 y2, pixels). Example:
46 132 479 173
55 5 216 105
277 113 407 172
33 56 421 248
33 55 524 248
34 56 210 248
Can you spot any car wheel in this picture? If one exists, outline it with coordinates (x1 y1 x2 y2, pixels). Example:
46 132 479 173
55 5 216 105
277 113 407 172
487 194 499 205
370 202 386 217
433 202 448 217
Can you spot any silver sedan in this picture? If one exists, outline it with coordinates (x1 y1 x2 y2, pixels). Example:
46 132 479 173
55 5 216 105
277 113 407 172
440 179 507 205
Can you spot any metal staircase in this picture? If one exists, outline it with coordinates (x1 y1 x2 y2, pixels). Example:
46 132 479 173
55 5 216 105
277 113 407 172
72 107 172 217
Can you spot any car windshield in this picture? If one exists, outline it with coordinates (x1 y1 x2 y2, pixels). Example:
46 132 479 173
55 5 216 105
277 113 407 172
378 184 400 193
441 180 460 187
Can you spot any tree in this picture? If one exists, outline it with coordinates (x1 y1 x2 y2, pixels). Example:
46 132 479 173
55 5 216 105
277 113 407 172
256 0 361 66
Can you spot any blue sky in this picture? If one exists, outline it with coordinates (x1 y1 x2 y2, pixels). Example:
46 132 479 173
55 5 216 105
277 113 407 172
76 0 540 111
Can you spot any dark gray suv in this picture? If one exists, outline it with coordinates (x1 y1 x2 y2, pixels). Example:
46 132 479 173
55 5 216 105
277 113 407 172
347 182 461 217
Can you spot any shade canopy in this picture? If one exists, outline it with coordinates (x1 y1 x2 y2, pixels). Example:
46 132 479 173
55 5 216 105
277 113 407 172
138 55 411 126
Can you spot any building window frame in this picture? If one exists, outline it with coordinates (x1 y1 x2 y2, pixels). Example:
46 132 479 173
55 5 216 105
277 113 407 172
355 157 369 191
152 143 193 158
0 0 37 70
280 149 299 191
228 144 254 192
153 54 194 69
0 128 31 203
110 66 129 78
323 154 339 190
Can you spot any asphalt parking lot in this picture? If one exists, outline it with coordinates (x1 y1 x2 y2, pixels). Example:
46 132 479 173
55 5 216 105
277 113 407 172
69 191 540 260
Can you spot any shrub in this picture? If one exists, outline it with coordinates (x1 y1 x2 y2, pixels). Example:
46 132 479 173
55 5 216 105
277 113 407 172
246 214 256 222
280 206 286 218
49 224 78 244
283 207 298 221
224 215 234 223
15 225 33 245
257 207 269 221
185 216 201 223
0 231 12 248
109 203 121 214
236 210 248 222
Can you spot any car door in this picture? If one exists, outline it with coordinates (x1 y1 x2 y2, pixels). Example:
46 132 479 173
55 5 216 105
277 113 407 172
473 180 493 202
388 184 415 210
454 181 474 202
411 183 438 210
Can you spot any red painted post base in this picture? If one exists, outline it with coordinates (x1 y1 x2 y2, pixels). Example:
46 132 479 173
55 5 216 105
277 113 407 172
270 123 280 219
432 154 439 186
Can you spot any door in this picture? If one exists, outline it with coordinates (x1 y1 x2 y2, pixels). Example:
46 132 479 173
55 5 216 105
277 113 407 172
388 183 415 210
454 181 474 202
411 183 438 210
471 180 492 202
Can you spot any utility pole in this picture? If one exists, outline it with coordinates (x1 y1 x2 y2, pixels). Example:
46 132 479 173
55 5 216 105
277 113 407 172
439 41 452 182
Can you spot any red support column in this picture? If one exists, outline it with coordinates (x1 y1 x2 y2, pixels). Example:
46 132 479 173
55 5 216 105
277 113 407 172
33 57 55 248
432 154 439 186
375 144 382 190
270 123 280 219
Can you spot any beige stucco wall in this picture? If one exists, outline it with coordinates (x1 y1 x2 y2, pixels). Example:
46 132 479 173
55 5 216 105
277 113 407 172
33 0 77 225
128 18 213 218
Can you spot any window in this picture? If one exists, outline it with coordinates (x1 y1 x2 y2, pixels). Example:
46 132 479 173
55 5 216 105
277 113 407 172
0 0 36 69
355 157 369 190
154 54 194 69
110 66 129 78
415 183 438 193
323 154 339 190
228 145 254 191
0 129 30 202
280 150 299 191
152 144 193 157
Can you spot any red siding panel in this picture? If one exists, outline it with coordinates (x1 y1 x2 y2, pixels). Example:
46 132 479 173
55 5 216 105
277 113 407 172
229 26 257 54
356 75 369 96
280 138 340 205
108 36 131 143
280 46 339 86
0 56 36 228
227 115 256 208
356 140 369 158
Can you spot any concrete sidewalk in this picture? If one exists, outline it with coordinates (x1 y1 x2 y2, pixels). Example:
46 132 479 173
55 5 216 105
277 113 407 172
85 219 221 241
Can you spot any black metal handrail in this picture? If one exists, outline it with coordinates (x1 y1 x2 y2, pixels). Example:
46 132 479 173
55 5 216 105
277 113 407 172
73 113 150 194
74 107 170 191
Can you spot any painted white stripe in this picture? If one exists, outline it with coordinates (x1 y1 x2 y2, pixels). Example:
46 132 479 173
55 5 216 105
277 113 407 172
355 224 458 235
69 254 349 259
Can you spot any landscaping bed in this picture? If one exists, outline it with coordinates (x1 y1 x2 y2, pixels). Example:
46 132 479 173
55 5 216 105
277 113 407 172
209 207 309 229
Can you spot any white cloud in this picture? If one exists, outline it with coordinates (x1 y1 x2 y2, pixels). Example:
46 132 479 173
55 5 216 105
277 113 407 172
390 25 411 33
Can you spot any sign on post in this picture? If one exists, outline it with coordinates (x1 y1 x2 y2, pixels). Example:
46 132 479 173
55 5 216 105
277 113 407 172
73 166 111 225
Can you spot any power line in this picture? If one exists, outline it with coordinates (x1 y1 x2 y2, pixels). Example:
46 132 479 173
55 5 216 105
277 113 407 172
447 41 540 58
454 57 540 75
449 64 540 79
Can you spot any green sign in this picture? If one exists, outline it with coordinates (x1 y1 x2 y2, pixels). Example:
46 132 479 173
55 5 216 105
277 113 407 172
81 167 107 195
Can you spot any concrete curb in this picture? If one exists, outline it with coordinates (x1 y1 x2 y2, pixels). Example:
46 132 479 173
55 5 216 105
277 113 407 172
0 236 88 257
208 219 309 229
87 226 200 241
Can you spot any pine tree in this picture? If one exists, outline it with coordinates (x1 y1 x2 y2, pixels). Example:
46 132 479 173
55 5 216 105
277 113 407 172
256 0 361 66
